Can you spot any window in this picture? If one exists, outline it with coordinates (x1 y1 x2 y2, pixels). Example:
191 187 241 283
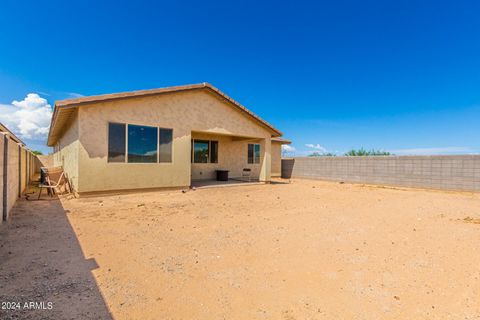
107 122 173 164
248 143 260 164
128 124 158 163
108 123 126 162
193 140 209 163
159 128 173 163
192 140 218 163
210 141 218 163
254 144 260 163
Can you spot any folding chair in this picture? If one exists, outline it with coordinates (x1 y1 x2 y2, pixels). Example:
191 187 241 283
242 168 252 182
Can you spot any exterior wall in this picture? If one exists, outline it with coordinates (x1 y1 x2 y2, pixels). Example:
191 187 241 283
191 133 263 181
30 154 43 181
0 135 3 223
271 141 282 177
7 140 19 215
0 130 41 223
53 112 80 191
259 137 271 181
20 148 27 194
75 90 273 193
282 156 480 192
37 154 53 168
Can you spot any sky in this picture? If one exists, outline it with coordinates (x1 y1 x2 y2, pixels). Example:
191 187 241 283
0 0 479 155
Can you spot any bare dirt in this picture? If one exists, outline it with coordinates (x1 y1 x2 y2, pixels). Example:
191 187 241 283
1 179 480 319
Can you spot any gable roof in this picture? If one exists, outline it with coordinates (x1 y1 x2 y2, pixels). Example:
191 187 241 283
47 83 282 146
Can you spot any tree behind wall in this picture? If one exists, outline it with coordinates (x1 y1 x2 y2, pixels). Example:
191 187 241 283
308 152 337 157
344 148 391 156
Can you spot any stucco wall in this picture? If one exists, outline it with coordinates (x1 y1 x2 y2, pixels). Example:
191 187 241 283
53 111 80 191
259 137 271 181
37 154 53 168
282 156 480 192
75 90 273 193
271 141 282 177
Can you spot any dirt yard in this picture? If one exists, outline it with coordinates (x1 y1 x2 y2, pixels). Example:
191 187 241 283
1 179 480 319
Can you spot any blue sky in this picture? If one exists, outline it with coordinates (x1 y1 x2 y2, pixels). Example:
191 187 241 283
0 0 479 155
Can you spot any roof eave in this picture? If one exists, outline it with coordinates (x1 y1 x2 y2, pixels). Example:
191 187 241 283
272 137 291 144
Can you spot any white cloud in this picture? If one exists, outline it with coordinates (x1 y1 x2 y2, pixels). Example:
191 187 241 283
67 92 84 98
389 147 478 155
305 143 327 153
282 144 296 152
0 93 53 140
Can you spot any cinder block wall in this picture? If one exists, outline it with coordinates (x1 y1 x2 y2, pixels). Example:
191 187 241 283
1 132 40 223
0 136 3 223
282 156 480 192
6 139 19 217
20 148 27 194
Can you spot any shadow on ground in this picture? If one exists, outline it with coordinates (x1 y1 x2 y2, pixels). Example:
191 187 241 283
269 180 290 185
0 197 113 320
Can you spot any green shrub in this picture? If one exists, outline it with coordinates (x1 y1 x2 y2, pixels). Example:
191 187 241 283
308 152 337 157
344 148 391 156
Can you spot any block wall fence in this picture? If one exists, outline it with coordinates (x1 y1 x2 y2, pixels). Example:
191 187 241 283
0 132 42 224
282 156 480 192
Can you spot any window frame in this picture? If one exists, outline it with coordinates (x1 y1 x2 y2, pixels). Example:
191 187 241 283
107 122 127 163
248 143 261 164
127 123 159 164
191 139 219 164
210 140 218 164
192 139 210 164
158 127 174 163
106 121 174 164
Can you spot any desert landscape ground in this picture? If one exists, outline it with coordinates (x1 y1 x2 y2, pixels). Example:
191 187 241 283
1 179 480 319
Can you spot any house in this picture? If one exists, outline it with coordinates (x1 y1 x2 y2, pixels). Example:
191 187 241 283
47 83 291 193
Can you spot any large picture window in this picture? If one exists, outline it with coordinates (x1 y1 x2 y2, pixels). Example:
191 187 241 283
248 143 260 164
192 140 218 163
108 123 126 162
107 122 173 164
128 124 158 163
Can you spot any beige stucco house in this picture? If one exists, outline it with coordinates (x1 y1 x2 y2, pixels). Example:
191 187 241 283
47 83 290 193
